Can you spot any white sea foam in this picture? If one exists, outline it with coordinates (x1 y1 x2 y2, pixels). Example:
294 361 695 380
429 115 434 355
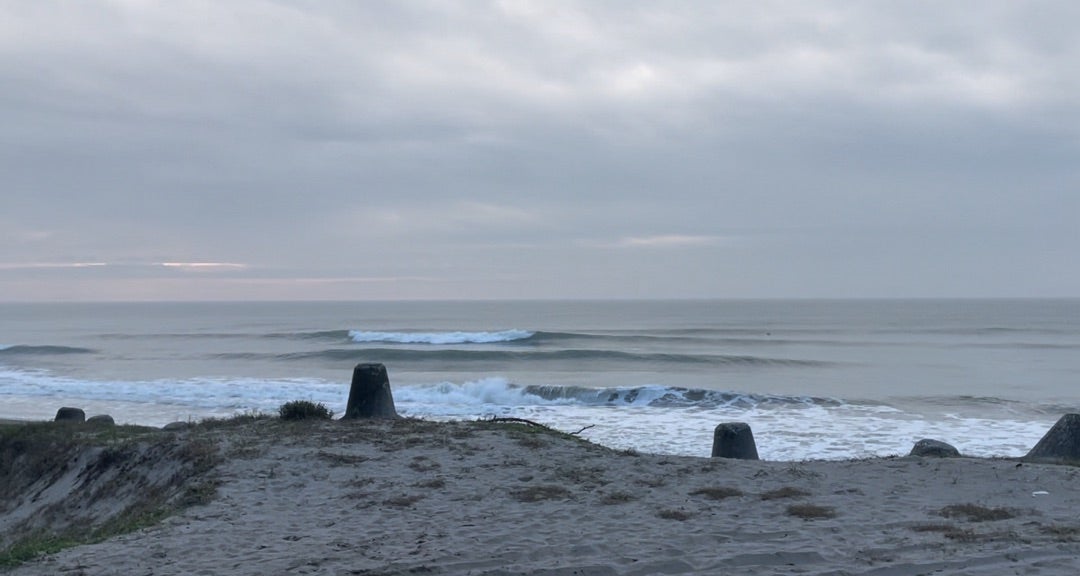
0 367 1056 461
0 367 345 424
347 329 534 344
394 378 564 406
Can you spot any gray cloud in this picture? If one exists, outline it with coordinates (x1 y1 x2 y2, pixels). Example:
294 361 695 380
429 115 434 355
1 1 1077 300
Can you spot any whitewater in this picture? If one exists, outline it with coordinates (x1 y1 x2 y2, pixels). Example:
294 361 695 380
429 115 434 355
2 299 1078 460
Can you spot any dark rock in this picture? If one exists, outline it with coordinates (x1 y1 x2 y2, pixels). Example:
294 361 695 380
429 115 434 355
711 422 759 460
54 407 86 423
86 414 115 426
343 363 398 419
909 439 961 458
163 421 192 431
1025 414 1080 464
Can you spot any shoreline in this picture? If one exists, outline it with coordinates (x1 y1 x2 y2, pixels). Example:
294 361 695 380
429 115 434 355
4 417 1080 575
0 397 1057 462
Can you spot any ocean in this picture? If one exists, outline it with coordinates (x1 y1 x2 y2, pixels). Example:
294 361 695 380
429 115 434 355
1 299 1077 460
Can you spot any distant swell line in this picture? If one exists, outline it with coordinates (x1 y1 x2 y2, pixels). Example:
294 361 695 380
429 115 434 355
0 345 97 356
264 330 353 341
265 329 540 344
213 348 829 367
258 329 843 347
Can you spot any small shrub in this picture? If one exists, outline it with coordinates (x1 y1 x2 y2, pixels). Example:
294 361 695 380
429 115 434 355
278 400 334 421
786 504 836 520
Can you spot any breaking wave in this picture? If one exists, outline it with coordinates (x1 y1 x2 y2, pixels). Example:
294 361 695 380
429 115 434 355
347 329 535 344
394 378 843 409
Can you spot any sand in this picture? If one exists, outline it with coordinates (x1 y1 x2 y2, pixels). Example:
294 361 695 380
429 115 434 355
6 417 1080 575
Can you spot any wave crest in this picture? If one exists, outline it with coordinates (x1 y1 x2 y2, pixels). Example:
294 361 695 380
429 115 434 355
0 345 97 356
394 379 842 409
347 330 535 345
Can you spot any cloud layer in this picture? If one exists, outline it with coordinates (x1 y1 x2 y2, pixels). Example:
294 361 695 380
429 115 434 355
2 1 1077 300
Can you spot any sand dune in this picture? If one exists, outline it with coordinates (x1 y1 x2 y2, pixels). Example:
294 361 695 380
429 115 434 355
5 417 1080 575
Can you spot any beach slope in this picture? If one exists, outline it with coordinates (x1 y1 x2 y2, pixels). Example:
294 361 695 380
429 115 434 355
5 418 1080 575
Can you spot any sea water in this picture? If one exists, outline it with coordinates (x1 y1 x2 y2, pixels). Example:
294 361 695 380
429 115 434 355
1 299 1077 460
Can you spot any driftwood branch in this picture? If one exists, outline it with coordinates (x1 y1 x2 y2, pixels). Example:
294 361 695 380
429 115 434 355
484 416 549 428
481 416 596 437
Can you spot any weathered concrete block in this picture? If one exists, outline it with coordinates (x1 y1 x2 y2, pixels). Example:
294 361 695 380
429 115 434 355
711 422 759 460
54 407 86 423
1025 414 1080 464
86 414 115 426
343 363 398 419
909 439 961 458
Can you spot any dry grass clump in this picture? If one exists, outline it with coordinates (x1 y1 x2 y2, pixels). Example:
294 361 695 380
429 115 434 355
179 479 221 507
408 456 441 472
0 422 223 568
689 486 743 500
383 494 425 508
786 504 837 520
656 509 694 521
196 410 271 429
939 504 1016 522
278 400 334 421
911 523 979 542
0 422 92 505
1040 525 1080 542
600 491 636 505
760 486 810 501
511 485 571 503
514 434 548 449
912 522 1020 543
316 451 368 466
556 465 607 487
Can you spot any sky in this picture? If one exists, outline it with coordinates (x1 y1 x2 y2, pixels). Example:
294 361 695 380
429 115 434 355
1 1 1078 301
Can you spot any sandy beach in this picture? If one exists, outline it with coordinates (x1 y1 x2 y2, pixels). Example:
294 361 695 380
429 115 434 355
4 417 1080 575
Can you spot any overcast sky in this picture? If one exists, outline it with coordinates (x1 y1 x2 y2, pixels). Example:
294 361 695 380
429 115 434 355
1 1 1077 301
